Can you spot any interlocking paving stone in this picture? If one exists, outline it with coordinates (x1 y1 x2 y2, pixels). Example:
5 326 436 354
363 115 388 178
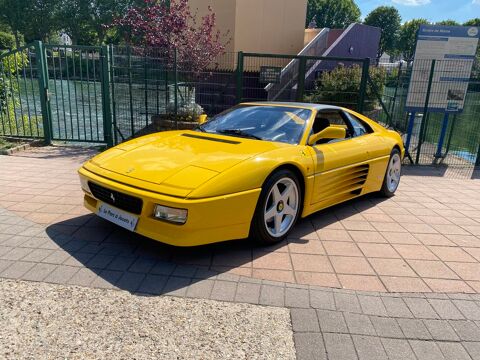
358 295 388 316
437 342 472 360
309 290 335 310
21 263 57 282
115 272 146 293
259 285 285 307
316 309 348 333
404 297 439 319
370 316 404 338
285 287 310 308
90 270 123 289
210 280 237 302
352 335 388 360
381 338 416 360
186 279 214 299
234 282 260 304
86 254 115 270
334 292 362 313
344 313 376 335
323 333 358 360
428 298 466 320
453 300 480 321
409 340 445 360
291 308 320 332
43 265 79 284
137 274 168 295
397 318 433 340
0 261 35 279
423 319 460 341
293 333 327 360
1 247 33 261
68 267 98 287
463 342 480 359
381 296 414 318
450 320 480 341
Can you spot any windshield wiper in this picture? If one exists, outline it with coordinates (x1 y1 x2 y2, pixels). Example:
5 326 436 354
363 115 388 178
216 129 263 140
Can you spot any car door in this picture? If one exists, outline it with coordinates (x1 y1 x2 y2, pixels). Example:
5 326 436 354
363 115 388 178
309 109 374 205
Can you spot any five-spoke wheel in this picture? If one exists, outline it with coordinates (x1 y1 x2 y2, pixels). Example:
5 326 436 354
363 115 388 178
380 148 402 197
251 169 302 244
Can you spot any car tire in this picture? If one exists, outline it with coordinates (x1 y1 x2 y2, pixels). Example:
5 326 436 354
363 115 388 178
250 169 302 245
379 148 402 197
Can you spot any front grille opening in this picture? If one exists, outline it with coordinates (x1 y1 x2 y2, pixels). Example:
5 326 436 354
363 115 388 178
88 182 143 215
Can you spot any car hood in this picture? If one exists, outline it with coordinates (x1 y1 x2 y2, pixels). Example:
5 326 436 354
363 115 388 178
86 131 286 197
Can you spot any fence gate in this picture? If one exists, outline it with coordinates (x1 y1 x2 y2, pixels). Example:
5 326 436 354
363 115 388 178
0 41 113 146
44 44 112 146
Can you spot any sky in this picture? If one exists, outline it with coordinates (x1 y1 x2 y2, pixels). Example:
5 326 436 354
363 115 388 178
357 0 480 24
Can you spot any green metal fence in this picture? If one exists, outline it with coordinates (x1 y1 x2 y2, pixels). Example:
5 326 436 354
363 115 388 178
0 43 45 139
370 60 480 168
1 41 479 168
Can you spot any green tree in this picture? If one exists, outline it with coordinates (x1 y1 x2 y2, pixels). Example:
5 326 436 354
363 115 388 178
22 0 60 42
0 0 27 47
90 0 132 44
57 0 93 45
436 20 460 26
464 18 480 27
306 0 361 29
364 6 401 61
398 18 430 62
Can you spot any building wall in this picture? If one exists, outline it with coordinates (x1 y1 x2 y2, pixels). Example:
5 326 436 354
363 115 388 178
188 0 307 55
188 0 237 54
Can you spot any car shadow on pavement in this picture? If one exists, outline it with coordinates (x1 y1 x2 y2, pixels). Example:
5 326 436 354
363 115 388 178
44 194 388 295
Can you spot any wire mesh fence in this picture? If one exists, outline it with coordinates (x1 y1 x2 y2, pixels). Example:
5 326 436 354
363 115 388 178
1 42 479 169
371 59 480 168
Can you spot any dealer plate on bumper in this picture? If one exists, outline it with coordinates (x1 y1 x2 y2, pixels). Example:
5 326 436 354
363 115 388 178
98 203 138 232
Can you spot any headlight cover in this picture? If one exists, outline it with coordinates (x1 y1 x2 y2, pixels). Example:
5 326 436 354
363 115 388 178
80 176 92 194
153 205 188 224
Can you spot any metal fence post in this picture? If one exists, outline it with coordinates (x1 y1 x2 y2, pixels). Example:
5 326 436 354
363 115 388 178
34 40 52 144
236 51 244 103
109 45 118 145
476 142 480 167
416 59 436 165
296 56 307 102
173 47 178 129
100 45 113 148
358 58 370 113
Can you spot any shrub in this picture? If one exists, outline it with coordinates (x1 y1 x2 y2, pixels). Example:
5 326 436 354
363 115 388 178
305 65 386 111
0 31 15 50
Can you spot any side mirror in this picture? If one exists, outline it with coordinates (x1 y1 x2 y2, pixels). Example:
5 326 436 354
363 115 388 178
198 114 207 124
308 126 346 146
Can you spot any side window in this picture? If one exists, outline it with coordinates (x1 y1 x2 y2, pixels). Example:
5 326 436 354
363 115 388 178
311 110 350 144
343 112 372 137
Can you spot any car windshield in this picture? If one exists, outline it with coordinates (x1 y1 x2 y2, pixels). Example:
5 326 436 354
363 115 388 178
198 105 312 145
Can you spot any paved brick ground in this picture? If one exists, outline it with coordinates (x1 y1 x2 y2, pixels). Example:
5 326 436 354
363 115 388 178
1 147 480 293
2 146 480 359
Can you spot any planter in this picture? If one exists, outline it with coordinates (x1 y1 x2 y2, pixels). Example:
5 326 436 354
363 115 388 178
151 114 198 132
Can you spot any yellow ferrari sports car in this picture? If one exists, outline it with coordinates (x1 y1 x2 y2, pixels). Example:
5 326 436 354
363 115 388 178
79 102 404 246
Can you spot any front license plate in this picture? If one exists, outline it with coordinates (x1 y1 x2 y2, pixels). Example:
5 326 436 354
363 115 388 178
97 203 138 232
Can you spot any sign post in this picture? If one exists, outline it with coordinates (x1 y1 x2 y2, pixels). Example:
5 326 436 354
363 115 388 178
405 25 479 160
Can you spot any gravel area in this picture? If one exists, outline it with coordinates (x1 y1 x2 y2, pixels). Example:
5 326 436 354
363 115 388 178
0 279 295 360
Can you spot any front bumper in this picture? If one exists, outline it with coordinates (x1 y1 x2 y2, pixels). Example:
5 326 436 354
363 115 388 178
78 167 261 247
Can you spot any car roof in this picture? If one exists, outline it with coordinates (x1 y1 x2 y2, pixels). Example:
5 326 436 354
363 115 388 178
240 101 345 111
